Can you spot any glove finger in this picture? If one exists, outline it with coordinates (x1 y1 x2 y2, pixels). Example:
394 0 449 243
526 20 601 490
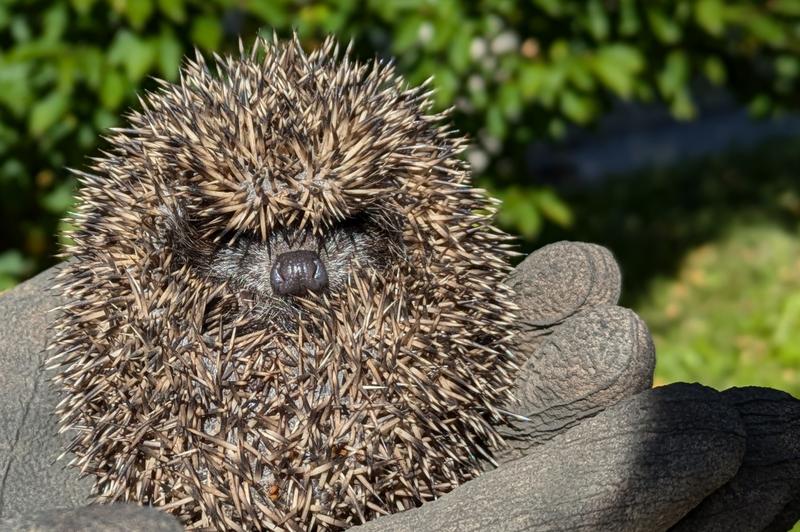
671 387 800 532
580 242 622 307
763 495 800 532
0 265 92 517
507 241 621 359
353 384 745 532
499 304 655 462
0 503 182 532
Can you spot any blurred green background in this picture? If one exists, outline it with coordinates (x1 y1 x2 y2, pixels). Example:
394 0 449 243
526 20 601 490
1 0 799 405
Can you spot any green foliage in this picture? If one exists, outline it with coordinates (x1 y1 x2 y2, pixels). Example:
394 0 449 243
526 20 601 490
538 136 800 398
0 0 235 286
641 223 800 397
3 0 800 287
538 136 800 304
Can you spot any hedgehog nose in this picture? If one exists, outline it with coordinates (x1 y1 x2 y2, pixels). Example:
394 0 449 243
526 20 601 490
271 250 328 296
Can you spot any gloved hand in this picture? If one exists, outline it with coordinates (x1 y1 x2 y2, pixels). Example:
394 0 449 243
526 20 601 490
356 242 800 531
0 242 798 531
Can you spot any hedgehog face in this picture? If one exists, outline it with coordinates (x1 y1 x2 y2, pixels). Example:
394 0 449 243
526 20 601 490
198 211 398 330
208 217 386 297
49 36 517 530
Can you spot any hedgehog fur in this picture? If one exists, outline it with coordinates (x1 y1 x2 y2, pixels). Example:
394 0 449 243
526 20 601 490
48 35 518 530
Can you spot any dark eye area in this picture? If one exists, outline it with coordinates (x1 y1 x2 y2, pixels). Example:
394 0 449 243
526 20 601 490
207 212 375 255
337 211 370 227
202 206 404 308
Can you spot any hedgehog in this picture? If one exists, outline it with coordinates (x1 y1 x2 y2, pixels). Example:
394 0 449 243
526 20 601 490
47 35 518 530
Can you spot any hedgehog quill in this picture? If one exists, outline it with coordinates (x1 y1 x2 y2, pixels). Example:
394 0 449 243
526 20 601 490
47 35 518 530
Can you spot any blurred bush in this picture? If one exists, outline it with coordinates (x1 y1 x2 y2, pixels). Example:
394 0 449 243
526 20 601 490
641 223 800 397
3 0 800 288
537 136 800 302
539 135 800 399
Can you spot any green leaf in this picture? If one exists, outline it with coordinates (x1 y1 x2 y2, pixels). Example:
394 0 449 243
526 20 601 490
770 0 800 15
57 53 78 92
125 0 154 30
548 117 566 138
695 0 726 36
109 31 156 81
430 8 461 52
647 7 682 44
158 29 183 80
497 187 542 239
29 91 69 136
0 250 33 277
534 63 568 107
703 56 727 85
78 46 104 89
0 159 26 185
519 63 546 100
317 3 352 33
748 93 772 117
0 123 19 154
535 188 573 227
746 13 787 47
394 16 423 53
532 0 563 17
248 0 289 25
658 50 690 98
586 0 609 41
670 88 696 120
94 108 118 130
486 105 506 139
448 26 472 73
0 275 18 292
560 89 597 124
776 55 800 79
100 68 127 110
42 3 68 43
498 83 521 119
70 0 97 15
191 16 222 52
158 0 185 23
591 44 644 98
0 63 33 117
10 14 32 43
567 58 595 91
466 74 489 109
41 178 75 214
549 39 570 62
516 207 542 239
434 68 458 108
619 0 640 36
0 6 9 31
77 124 95 149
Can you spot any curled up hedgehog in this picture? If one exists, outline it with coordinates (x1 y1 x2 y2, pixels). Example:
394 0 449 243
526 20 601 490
47 35 518 530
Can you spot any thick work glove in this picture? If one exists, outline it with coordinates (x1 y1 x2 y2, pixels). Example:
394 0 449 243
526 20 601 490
1 242 798 531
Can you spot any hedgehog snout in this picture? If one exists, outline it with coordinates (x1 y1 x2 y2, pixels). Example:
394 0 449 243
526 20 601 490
270 250 328 296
